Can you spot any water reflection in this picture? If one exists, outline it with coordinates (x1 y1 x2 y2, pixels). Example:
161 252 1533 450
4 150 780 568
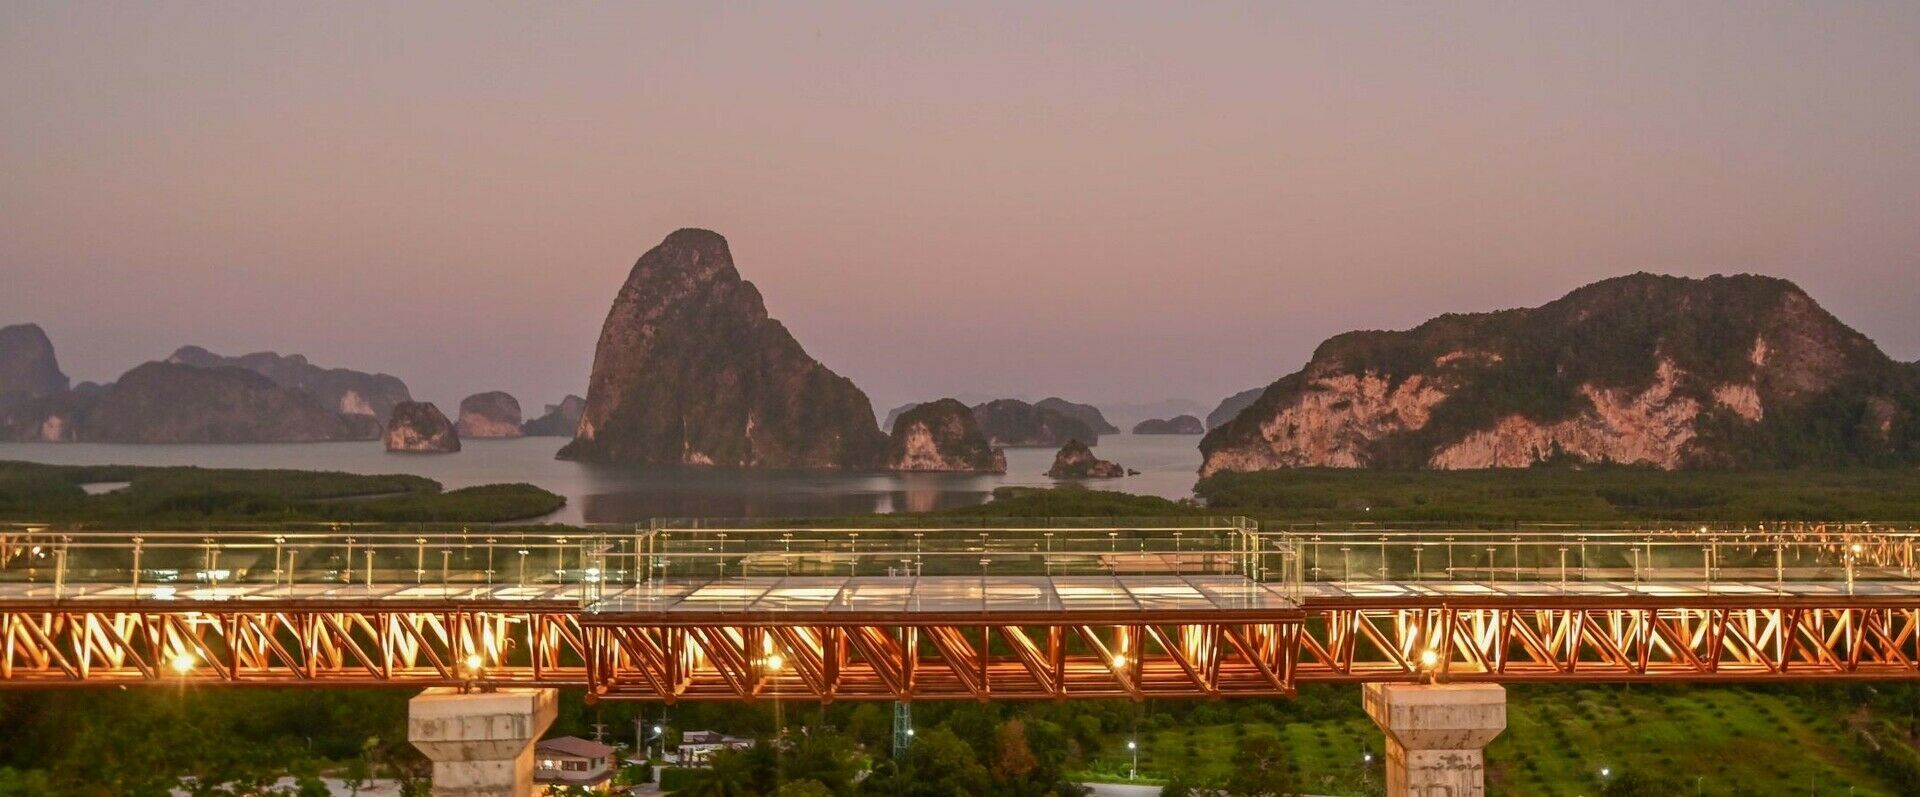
0 433 1202 523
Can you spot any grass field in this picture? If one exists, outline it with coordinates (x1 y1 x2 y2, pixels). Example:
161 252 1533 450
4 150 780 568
1075 685 1913 796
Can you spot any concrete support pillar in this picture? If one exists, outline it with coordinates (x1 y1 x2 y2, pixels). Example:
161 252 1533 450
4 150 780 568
1364 683 1507 797
408 688 558 797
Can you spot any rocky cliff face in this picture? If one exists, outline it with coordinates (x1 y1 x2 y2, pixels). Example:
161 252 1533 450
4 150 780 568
0 324 69 410
1035 397 1120 435
1133 415 1205 434
385 401 461 453
970 399 1100 447
456 391 524 438
523 395 586 437
885 398 1006 472
558 229 890 468
83 362 371 444
167 346 412 424
1207 387 1262 430
1201 274 1920 475
1046 439 1126 479
0 381 104 442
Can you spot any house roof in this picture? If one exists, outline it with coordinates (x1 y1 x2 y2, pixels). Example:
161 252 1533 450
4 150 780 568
537 735 616 758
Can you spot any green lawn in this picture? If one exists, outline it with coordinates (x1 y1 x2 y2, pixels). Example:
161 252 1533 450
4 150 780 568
1081 686 1909 796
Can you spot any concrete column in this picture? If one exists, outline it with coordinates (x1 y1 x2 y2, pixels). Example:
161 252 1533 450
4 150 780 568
408 688 558 797
1364 683 1507 797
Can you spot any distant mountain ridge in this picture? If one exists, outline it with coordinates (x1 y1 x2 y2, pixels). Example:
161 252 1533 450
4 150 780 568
167 346 412 424
1202 273 1920 474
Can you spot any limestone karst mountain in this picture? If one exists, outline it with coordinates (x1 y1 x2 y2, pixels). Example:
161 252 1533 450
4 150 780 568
1034 397 1120 435
0 323 69 411
558 229 891 469
523 395 586 437
1045 439 1126 479
385 401 461 453
1206 387 1262 430
1201 273 1920 475
1133 415 1204 435
82 362 372 444
885 398 1006 472
969 399 1100 447
167 346 412 425
456 391 524 438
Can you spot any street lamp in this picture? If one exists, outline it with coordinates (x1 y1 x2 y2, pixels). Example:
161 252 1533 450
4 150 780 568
1127 739 1138 780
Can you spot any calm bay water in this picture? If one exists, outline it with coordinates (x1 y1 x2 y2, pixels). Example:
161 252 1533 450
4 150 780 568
0 435 1203 523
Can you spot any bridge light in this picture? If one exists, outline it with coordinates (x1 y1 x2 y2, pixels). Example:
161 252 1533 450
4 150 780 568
1111 654 1128 669
765 654 785 672
169 653 196 674
1850 543 1863 555
464 654 484 673
1418 649 1440 669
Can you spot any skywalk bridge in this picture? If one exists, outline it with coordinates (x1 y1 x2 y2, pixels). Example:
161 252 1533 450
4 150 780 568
5 519 1918 795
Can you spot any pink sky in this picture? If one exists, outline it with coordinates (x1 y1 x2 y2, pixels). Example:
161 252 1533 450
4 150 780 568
4 2 1917 415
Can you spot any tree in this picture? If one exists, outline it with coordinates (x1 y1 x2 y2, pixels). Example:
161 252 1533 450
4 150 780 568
993 719 1040 781
773 780 833 797
860 727 993 797
1223 735 1295 797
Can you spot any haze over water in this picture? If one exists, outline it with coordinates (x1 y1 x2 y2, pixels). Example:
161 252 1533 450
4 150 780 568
0 435 1202 523
5 2 1918 416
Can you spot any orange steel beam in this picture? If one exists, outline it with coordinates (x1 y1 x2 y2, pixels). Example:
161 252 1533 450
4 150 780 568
3 598 1918 698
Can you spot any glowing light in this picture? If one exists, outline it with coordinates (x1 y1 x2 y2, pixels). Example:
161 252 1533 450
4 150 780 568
1111 654 1128 669
905 728 915 737
464 654 484 672
765 654 785 672
169 653 196 674
1851 544 1864 555
1601 767 1611 778
151 585 177 601
1126 740 1137 750
1418 649 1440 669
652 725 664 735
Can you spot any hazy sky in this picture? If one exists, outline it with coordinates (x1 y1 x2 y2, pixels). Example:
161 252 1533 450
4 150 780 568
5 2 1917 416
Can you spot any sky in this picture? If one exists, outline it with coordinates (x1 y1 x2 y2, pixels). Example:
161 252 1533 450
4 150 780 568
4 2 1918 417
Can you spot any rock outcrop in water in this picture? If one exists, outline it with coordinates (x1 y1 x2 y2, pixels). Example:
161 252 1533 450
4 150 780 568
0 381 104 442
83 362 371 444
558 229 890 468
167 346 412 424
885 398 1006 472
1035 397 1120 435
1207 387 1263 430
1201 274 1920 475
1133 415 1205 435
523 395 586 437
1045 439 1126 479
385 401 461 453
0 324 69 411
969 399 1100 447
456 391 524 438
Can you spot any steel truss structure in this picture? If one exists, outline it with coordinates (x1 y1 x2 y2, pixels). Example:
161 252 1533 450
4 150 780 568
5 598 1918 698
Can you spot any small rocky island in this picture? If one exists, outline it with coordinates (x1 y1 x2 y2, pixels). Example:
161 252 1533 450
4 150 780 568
385 401 461 453
456 391 524 438
522 395 585 436
1045 439 1126 479
970 399 1100 447
1133 414 1205 434
886 399 1006 472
